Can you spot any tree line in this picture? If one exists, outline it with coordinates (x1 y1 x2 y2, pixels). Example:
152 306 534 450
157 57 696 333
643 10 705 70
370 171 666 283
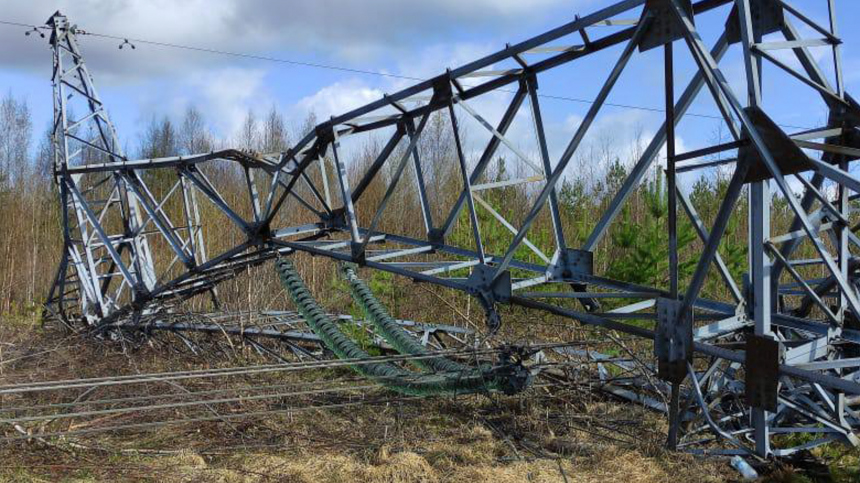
0 89 822 324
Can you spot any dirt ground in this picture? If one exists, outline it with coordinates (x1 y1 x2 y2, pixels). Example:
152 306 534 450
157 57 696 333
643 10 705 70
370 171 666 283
0 319 855 482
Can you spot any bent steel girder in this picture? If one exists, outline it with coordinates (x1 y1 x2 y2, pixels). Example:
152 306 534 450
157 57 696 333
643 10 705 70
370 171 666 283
44 0 860 457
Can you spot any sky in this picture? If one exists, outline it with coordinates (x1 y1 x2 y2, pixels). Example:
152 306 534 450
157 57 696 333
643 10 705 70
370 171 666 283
0 0 858 184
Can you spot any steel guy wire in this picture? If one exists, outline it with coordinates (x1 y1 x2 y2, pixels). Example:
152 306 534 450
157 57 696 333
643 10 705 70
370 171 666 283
0 347 502 394
0 341 584 395
0 394 421 442
0 373 387 414
0 382 555 443
4 364 558 424
0 383 382 425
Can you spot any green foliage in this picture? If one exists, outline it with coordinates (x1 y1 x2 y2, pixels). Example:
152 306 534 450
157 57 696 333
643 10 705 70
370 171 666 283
607 171 696 289
341 317 381 357
689 176 748 300
329 268 382 356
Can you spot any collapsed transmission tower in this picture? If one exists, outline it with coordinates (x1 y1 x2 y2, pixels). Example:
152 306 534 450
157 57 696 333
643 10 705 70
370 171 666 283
43 0 860 458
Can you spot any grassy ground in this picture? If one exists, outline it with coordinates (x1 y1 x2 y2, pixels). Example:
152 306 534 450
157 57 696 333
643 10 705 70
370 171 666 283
0 315 856 482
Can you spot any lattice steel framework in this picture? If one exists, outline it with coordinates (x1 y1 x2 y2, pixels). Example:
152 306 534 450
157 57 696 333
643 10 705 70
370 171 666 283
43 0 860 457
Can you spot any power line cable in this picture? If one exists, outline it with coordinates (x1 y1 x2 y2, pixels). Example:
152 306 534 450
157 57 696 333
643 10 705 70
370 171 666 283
0 382 554 442
0 383 383 425
82 29 738 123
1 394 420 442
0 340 578 395
0 19 41 29
0 373 381 413
0 18 810 129
0 344 531 394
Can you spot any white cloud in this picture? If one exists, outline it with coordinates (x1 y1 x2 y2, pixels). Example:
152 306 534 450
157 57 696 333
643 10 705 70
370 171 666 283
393 42 500 84
189 67 270 137
0 0 594 82
294 79 385 122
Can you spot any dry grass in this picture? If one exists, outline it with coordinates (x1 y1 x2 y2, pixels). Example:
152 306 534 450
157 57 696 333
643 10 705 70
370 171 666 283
1 302 856 483
0 428 729 483
0 314 743 483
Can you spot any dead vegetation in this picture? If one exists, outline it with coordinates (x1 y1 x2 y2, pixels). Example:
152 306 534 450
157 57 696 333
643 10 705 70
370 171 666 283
0 313 743 483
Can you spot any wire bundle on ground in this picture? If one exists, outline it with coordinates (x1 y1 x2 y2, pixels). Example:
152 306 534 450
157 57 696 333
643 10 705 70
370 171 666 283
275 258 531 396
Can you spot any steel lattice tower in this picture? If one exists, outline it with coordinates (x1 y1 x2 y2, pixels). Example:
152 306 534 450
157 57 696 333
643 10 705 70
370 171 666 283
43 1 860 457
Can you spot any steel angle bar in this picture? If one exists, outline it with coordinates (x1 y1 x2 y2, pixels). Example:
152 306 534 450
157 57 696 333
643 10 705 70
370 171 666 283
317 149 333 209
784 338 830 366
455 96 542 175
756 39 832 51
263 157 286 217
448 100 487 264
459 69 524 78
693 315 750 341
156 232 199 286
330 132 360 243
264 140 322 225
350 129 404 203
609 300 657 314
420 259 484 276
403 120 434 236
356 96 437 258
806 157 860 194
493 14 653 280
295 235 385 253
791 127 843 141
472 193 550 264
676 187 743 303
127 178 182 236
273 223 323 239
298 165 333 215
366 245 434 263
674 139 743 163
382 261 464 269
827 0 845 99
523 45 586 55
767 242 840 326
792 174 849 226
277 180 326 219
754 47 845 106
244 167 262 223
796 358 860 372
526 75 566 252
63 151 247 175
585 32 731 251
122 175 193 267
65 109 102 133
798 140 860 159
519 291 659 299
440 88 527 237
776 0 840 44
180 168 252 235
66 180 139 292
470 176 544 191
677 161 748 317
670 0 860 322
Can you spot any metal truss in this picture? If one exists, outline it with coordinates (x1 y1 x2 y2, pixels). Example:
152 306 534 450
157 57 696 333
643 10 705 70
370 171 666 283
43 0 860 457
